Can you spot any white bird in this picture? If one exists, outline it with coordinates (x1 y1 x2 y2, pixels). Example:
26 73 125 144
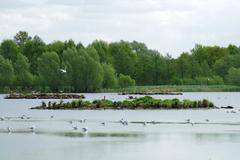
73 126 78 130
7 127 11 133
59 68 67 73
29 125 36 132
82 127 88 133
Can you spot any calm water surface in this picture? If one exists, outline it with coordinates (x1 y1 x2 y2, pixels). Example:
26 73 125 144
0 92 240 160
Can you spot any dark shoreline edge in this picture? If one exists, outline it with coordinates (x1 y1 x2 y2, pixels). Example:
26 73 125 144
5 93 85 99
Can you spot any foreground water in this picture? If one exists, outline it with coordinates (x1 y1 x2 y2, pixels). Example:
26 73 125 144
0 92 240 160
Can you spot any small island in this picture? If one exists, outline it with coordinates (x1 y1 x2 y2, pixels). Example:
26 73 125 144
119 92 183 95
31 96 215 110
5 93 85 99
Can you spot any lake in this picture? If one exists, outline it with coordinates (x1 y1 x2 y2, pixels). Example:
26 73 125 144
0 92 240 160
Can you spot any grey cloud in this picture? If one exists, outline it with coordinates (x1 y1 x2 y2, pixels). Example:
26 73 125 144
0 0 240 57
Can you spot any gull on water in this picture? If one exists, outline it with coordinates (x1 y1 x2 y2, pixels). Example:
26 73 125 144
82 127 88 133
73 126 78 130
186 119 191 123
28 125 36 132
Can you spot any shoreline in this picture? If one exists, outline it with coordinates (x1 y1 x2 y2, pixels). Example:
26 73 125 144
1 85 240 94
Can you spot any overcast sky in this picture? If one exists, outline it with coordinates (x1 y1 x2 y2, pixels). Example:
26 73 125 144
0 0 240 57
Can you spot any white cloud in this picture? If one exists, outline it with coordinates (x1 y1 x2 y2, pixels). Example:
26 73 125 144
0 0 240 57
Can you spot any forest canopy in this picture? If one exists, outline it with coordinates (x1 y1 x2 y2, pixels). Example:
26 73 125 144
0 31 240 92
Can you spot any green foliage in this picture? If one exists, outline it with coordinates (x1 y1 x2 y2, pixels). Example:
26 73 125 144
36 96 215 110
109 41 137 77
0 55 15 86
62 48 103 92
22 35 46 74
13 54 33 86
118 74 135 88
1 30 240 92
227 67 240 86
37 51 61 91
14 31 32 46
0 39 19 62
102 63 118 88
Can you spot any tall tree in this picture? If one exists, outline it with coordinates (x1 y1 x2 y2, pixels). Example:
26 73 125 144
14 31 31 46
0 40 19 62
22 35 46 74
227 67 240 86
37 51 61 91
0 55 15 87
109 41 137 77
13 54 33 87
102 63 118 88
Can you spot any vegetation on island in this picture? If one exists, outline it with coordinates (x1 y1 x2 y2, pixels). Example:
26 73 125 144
31 96 215 110
1 31 240 93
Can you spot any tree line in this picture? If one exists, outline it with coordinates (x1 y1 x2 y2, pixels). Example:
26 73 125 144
0 31 240 92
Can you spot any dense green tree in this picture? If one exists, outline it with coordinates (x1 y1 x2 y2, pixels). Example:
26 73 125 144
13 54 33 87
62 48 103 92
90 40 112 63
14 31 31 46
192 44 229 67
227 67 240 86
227 44 240 55
118 74 135 88
37 51 61 91
0 55 15 86
0 40 19 61
22 35 46 74
109 41 137 77
176 53 192 79
102 63 118 88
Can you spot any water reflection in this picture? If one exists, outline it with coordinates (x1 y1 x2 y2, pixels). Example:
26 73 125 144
194 132 240 143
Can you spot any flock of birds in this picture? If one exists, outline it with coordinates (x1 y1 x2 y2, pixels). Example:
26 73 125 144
0 114 219 134
0 115 90 134
0 107 239 134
